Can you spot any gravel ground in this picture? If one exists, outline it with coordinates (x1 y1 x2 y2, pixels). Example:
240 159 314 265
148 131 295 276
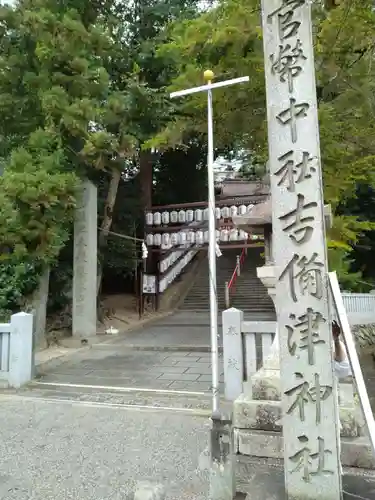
0 395 210 500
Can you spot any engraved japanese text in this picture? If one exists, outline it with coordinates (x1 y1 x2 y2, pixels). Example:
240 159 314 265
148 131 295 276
275 150 316 192
289 435 333 482
279 253 324 302
279 193 317 244
270 39 306 92
285 372 332 424
287 308 326 365
277 98 309 143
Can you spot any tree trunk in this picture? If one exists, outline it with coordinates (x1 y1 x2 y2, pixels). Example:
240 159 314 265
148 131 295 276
97 167 121 297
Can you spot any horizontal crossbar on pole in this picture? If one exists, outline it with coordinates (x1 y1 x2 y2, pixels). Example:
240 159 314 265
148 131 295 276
170 76 249 99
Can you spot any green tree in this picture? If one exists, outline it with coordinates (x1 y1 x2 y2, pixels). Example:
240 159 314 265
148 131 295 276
0 0 124 316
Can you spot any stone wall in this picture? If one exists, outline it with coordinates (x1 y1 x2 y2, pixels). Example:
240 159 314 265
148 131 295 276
352 324 375 352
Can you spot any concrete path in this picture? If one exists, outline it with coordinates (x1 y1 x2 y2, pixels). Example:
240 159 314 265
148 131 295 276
33 310 228 399
0 395 210 500
0 394 374 500
101 312 220 349
35 348 224 395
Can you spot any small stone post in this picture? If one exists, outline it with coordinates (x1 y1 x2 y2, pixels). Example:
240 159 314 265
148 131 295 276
261 1 342 498
224 282 230 309
8 312 34 388
223 307 244 401
209 413 236 500
72 179 97 341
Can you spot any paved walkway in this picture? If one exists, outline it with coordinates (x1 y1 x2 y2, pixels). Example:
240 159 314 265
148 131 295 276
33 312 225 399
36 348 224 394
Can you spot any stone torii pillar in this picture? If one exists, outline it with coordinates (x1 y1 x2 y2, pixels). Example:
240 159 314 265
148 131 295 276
71 179 98 344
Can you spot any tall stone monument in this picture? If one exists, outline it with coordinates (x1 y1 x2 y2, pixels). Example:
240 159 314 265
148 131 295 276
260 1 342 498
72 179 97 341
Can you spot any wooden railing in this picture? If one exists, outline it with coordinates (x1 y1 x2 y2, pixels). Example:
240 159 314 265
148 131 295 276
224 246 247 308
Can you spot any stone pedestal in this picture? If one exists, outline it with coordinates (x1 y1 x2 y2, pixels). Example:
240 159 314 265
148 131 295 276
233 376 373 468
234 263 372 469
72 180 97 341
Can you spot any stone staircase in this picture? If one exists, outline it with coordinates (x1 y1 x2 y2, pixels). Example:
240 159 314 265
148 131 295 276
178 247 276 318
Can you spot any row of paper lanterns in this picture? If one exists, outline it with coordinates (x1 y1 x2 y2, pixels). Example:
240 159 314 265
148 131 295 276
160 248 189 274
145 204 254 226
146 229 259 247
159 250 196 293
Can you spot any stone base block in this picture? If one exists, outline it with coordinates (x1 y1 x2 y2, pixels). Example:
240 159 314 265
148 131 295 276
340 405 366 438
233 394 282 431
234 394 362 437
235 429 375 469
251 369 281 401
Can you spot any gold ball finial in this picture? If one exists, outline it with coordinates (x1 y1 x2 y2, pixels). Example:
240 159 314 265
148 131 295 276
203 69 214 82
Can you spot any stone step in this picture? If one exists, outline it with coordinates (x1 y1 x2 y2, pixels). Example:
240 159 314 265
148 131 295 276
179 247 272 315
235 428 375 470
22 382 234 414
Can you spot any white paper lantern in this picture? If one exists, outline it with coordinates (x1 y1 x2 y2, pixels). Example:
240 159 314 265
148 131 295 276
204 230 209 242
203 208 209 220
178 210 186 223
221 206 230 218
195 209 203 222
196 230 204 244
146 233 154 246
160 260 166 273
179 232 187 245
159 278 166 293
246 204 254 213
146 212 153 225
220 229 229 242
171 233 178 245
154 233 161 246
230 205 238 217
186 210 194 222
153 212 161 225
161 211 170 225
239 205 247 215
170 211 178 223
162 233 170 246
188 231 195 244
215 207 221 219
230 229 238 241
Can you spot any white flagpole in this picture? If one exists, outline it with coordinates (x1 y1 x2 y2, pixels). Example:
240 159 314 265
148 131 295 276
205 72 220 413
170 71 249 415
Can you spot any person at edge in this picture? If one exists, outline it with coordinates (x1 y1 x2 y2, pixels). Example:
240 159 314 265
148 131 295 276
332 320 352 379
